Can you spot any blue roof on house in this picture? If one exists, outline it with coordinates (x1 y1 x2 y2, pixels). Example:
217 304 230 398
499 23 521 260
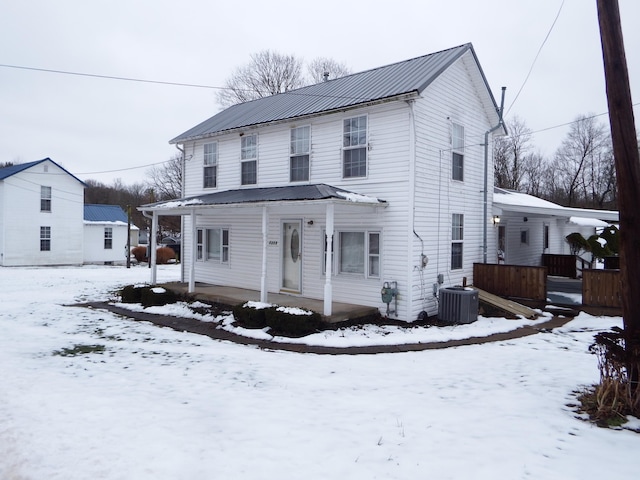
84 204 128 223
171 43 500 143
0 158 86 185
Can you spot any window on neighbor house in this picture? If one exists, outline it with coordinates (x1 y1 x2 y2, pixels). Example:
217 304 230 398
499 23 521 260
241 134 257 185
41 186 51 212
198 228 229 264
104 227 113 249
40 226 51 251
203 142 218 188
521 229 529 245
324 230 380 277
290 126 310 182
343 115 367 178
543 225 549 250
451 214 464 270
452 123 465 181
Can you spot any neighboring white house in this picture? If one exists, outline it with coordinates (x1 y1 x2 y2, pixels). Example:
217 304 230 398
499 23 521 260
84 204 139 265
492 187 619 266
140 43 508 321
0 158 85 266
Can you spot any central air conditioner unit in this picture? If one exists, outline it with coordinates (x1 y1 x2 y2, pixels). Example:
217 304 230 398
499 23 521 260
438 287 479 324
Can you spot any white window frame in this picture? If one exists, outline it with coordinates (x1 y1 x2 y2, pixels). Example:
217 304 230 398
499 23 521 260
40 226 51 251
451 122 465 182
203 142 218 189
41 186 52 212
451 214 464 270
197 227 229 264
104 227 113 249
290 125 310 182
241 134 258 185
323 229 380 278
342 115 368 178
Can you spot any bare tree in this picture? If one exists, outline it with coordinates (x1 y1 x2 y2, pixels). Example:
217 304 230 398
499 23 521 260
521 151 547 197
493 116 534 190
146 154 183 201
307 57 352 84
217 50 305 108
553 114 612 207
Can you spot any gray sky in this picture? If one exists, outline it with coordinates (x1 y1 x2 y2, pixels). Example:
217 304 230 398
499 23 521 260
1 0 638 186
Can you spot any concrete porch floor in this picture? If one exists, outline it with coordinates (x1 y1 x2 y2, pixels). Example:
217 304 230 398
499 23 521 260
162 282 379 324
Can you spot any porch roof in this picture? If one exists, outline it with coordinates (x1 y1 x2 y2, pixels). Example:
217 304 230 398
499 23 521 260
139 183 387 214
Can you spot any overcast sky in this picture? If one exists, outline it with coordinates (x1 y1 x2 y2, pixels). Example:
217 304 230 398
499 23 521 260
1 0 638 186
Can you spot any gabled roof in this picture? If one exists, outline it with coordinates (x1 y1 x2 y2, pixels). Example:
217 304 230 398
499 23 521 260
84 204 128 223
140 184 386 213
493 187 619 222
171 43 501 144
0 158 86 186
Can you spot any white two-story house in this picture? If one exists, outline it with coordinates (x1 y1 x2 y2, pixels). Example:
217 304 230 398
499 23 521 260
140 43 506 321
0 158 85 266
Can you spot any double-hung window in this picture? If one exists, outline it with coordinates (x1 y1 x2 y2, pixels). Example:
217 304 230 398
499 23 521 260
104 227 113 249
290 126 310 182
41 186 52 212
40 226 51 251
451 214 464 270
241 134 257 185
203 142 218 188
452 123 465 181
343 115 367 178
197 228 229 264
324 230 380 278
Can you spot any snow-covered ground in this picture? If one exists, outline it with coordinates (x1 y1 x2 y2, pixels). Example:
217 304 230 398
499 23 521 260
1 265 638 479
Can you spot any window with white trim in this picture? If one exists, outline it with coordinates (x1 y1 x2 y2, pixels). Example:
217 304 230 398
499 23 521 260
203 142 218 188
41 186 51 212
343 115 367 178
40 226 51 251
451 214 463 270
324 230 380 278
290 126 310 182
197 228 229 264
241 134 257 185
104 227 113 249
452 123 465 181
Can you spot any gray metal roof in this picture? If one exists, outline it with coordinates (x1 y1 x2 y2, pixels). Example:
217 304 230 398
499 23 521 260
171 43 490 144
84 204 128 222
141 184 386 211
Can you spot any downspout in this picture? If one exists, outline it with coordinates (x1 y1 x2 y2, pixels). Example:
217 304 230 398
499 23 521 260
482 87 506 264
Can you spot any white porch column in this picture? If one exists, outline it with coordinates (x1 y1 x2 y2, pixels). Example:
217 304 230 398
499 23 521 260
260 206 269 303
189 208 196 293
324 203 335 316
150 211 158 285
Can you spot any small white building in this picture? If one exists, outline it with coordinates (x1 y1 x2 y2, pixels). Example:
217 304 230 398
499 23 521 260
492 188 618 266
84 204 139 265
0 158 85 266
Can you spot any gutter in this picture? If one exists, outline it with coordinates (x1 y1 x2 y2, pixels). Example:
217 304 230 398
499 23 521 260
482 86 506 264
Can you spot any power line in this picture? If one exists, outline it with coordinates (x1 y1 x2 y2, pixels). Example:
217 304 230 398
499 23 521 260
505 0 565 116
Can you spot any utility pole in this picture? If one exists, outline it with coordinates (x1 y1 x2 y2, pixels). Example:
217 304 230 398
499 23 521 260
596 0 640 387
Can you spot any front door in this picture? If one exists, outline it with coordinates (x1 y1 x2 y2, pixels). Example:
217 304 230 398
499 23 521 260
281 220 302 293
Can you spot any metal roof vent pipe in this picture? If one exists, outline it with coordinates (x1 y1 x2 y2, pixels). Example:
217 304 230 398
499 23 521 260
323 71 329 82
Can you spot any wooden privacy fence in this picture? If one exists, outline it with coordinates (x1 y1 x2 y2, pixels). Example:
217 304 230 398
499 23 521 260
542 254 578 278
583 269 622 308
473 263 547 302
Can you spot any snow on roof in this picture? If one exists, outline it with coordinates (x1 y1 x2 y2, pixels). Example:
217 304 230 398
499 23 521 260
568 217 610 228
493 189 561 209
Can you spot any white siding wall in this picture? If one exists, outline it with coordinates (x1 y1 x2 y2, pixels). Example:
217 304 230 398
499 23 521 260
83 223 129 265
410 54 498 318
1 161 84 266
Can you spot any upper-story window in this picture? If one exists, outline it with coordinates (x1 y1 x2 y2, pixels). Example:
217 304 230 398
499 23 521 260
290 126 310 182
452 123 465 181
41 186 52 212
104 227 113 249
241 134 258 185
203 142 218 188
343 115 367 178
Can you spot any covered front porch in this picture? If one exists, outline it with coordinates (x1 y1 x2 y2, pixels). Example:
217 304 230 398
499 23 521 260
162 282 379 323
